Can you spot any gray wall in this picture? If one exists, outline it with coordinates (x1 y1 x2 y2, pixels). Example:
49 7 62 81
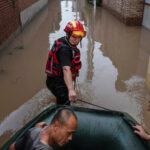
20 0 48 28
142 0 150 29
145 0 150 3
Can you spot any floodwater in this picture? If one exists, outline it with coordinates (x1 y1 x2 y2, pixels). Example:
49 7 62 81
0 0 150 146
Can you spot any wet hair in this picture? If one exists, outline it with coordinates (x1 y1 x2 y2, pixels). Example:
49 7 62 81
51 108 77 126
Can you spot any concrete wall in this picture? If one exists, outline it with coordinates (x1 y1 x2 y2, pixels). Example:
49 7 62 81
145 0 150 3
20 0 48 28
142 0 150 29
102 0 145 25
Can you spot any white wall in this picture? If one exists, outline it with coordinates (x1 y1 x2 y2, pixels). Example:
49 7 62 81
20 0 48 28
145 0 150 4
142 5 150 30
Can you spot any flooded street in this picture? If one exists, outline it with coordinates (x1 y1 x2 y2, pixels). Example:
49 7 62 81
0 0 150 146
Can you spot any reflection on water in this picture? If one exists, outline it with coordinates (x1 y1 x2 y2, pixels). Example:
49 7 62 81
49 0 83 46
0 0 150 147
76 1 150 129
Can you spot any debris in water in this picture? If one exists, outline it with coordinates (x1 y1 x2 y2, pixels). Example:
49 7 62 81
14 46 24 50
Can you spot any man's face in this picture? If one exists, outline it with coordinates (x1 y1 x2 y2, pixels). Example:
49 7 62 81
69 35 81 46
54 116 77 146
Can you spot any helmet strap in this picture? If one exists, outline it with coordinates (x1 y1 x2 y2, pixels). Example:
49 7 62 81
67 30 72 41
66 31 76 47
65 36 73 48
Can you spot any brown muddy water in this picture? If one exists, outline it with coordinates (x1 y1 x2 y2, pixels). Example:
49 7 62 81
0 0 150 147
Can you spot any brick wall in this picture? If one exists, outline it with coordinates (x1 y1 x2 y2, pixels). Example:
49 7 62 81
0 0 43 48
0 0 20 45
102 0 145 25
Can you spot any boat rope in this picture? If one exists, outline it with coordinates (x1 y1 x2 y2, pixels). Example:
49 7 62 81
73 78 113 111
77 99 113 111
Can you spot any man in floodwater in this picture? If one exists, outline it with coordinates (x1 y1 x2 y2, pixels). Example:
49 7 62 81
9 108 78 150
45 20 86 105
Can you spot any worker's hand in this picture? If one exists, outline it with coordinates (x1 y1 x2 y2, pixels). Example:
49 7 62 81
133 125 150 140
69 89 77 102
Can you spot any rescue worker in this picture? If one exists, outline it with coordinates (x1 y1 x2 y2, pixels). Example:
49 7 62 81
45 20 86 105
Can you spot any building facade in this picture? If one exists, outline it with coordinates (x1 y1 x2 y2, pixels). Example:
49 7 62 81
0 0 48 50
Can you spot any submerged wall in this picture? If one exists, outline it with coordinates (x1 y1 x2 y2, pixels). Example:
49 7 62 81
102 0 145 25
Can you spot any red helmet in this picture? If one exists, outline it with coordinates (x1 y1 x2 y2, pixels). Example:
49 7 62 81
64 20 86 38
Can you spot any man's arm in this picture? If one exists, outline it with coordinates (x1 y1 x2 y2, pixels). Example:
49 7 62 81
63 66 77 102
9 122 47 150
